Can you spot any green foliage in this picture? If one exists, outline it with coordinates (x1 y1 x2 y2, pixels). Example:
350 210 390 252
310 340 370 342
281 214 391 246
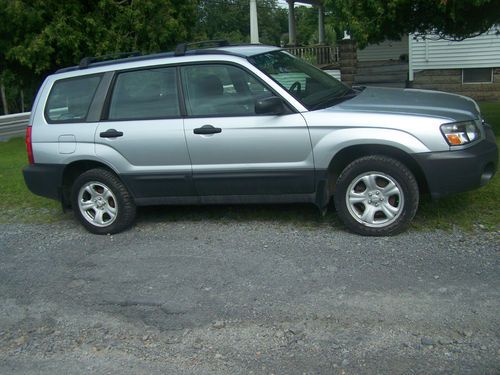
194 0 287 46
324 0 500 47
0 0 198 114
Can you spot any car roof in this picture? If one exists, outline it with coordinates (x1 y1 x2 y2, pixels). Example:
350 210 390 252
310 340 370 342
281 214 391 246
56 44 281 74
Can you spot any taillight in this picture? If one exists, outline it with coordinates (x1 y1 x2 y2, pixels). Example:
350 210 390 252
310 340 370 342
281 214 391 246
26 126 34 164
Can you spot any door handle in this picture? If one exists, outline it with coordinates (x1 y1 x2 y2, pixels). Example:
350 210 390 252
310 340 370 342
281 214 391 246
100 129 123 138
193 125 222 135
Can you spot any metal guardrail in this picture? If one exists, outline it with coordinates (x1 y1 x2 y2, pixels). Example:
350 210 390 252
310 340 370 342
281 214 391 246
0 112 31 140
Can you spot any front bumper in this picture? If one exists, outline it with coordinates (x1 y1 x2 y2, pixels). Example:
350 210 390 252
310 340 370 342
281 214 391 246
413 125 498 199
23 163 65 201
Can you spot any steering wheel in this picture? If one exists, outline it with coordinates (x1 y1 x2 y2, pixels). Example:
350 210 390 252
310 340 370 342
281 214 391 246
289 81 302 96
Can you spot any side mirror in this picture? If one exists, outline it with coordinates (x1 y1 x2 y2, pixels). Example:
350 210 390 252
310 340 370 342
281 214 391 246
255 96 285 115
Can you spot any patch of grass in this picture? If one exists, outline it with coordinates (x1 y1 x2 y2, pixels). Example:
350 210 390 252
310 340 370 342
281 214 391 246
0 101 498 230
0 137 62 223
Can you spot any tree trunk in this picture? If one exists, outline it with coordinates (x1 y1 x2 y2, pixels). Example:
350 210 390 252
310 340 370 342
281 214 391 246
21 88 25 113
0 81 9 115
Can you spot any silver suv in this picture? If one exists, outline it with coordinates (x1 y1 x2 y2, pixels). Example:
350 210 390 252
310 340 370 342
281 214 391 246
23 42 498 236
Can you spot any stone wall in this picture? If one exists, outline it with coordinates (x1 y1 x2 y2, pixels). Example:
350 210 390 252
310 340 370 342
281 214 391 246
411 68 500 101
339 40 357 87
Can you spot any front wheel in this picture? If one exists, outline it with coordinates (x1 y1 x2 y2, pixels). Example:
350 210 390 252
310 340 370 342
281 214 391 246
71 168 136 234
334 155 419 236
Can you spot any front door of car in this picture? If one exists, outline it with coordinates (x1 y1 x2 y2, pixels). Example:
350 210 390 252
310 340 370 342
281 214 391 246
95 66 195 199
181 63 314 197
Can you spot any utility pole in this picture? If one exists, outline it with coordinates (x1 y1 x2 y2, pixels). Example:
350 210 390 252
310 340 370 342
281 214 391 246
0 80 8 115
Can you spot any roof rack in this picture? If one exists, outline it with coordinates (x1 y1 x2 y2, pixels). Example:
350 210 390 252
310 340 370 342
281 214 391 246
174 40 230 56
79 51 142 69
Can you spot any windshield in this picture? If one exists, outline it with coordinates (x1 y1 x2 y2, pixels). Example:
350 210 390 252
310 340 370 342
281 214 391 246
249 50 352 110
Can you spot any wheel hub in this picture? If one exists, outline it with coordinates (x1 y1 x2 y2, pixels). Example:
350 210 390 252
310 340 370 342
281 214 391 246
367 190 384 205
94 197 106 209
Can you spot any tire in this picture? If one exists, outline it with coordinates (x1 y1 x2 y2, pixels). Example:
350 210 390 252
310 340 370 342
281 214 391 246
334 155 419 236
71 168 136 234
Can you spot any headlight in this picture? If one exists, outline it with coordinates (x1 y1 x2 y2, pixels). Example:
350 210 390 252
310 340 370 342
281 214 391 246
440 121 480 146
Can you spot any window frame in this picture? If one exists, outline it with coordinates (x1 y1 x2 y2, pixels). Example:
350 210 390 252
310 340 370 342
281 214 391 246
44 73 103 124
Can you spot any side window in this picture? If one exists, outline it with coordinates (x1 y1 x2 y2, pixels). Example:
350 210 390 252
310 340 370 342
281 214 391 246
181 64 271 117
108 67 179 120
45 75 101 122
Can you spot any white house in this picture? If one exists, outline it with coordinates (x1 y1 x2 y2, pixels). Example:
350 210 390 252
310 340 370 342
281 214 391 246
408 29 500 100
356 28 500 100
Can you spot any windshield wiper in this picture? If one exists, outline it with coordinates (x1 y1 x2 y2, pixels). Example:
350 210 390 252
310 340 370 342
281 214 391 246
310 90 358 110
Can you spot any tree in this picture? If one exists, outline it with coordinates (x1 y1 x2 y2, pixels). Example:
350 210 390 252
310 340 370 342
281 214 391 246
0 0 198 114
194 0 287 45
324 0 500 47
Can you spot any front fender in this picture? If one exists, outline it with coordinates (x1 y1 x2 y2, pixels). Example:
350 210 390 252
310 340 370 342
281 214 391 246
311 127 430 169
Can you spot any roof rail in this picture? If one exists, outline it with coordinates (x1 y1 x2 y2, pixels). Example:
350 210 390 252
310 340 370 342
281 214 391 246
79 51 142 69
174 40 230 56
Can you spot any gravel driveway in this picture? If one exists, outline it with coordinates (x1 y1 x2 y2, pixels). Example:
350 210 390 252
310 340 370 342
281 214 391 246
0 217 499 374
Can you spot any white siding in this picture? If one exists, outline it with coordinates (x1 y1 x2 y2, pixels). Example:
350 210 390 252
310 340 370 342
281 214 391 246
358 37 408 62
409 29 500 76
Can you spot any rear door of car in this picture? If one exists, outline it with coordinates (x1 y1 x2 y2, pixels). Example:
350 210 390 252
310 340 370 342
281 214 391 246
180 63 314 199
95 65 195 200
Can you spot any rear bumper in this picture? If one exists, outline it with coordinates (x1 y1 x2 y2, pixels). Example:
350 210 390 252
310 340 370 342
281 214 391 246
23 164 65 201
413 125 498 199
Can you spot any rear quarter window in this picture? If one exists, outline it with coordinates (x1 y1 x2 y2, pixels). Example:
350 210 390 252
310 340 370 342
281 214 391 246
45 75 102 123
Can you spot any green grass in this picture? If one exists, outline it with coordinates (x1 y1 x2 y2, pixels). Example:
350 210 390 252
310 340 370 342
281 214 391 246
1 102 498 230
0 137 64 223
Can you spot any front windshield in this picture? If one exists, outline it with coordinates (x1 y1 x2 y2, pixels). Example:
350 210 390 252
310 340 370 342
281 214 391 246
249 50 352 110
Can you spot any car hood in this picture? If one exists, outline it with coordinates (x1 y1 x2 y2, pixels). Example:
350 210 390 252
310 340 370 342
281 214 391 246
334 86 480 122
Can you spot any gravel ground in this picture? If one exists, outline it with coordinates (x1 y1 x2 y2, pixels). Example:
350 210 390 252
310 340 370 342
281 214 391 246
0 217 499 374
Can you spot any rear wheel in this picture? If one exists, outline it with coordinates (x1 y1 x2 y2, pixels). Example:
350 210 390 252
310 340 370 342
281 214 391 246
334 155 419 236
71 169 136 234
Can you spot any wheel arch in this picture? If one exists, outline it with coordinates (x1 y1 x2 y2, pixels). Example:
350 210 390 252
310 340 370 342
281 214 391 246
324 144 429 200
61 160 122 207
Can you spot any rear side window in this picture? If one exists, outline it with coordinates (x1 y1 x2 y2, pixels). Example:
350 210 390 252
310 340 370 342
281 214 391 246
45 75 102 123
108 67 180 120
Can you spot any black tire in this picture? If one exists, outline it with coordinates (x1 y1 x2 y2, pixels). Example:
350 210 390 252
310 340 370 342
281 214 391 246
334 155 419 236
71 168 136 234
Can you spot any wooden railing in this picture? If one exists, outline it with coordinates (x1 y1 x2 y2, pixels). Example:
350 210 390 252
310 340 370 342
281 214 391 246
285 45 339 66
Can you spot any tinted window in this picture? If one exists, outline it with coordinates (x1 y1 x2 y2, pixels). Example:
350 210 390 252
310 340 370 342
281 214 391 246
46 75 101 122
181 64 271 117
109 67 179 120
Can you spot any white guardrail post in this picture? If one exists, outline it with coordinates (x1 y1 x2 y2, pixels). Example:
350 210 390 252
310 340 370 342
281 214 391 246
0 112 31 140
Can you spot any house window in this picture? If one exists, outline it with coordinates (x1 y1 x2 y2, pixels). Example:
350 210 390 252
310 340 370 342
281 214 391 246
462 68 493 84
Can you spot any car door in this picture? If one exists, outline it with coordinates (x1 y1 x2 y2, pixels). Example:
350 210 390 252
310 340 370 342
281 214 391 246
95 66 195 199
181 63 314 198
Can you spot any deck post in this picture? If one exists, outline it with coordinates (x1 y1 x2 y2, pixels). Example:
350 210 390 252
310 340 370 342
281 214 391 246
287 0 297 46
318 5 325 44
250 0 259 44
